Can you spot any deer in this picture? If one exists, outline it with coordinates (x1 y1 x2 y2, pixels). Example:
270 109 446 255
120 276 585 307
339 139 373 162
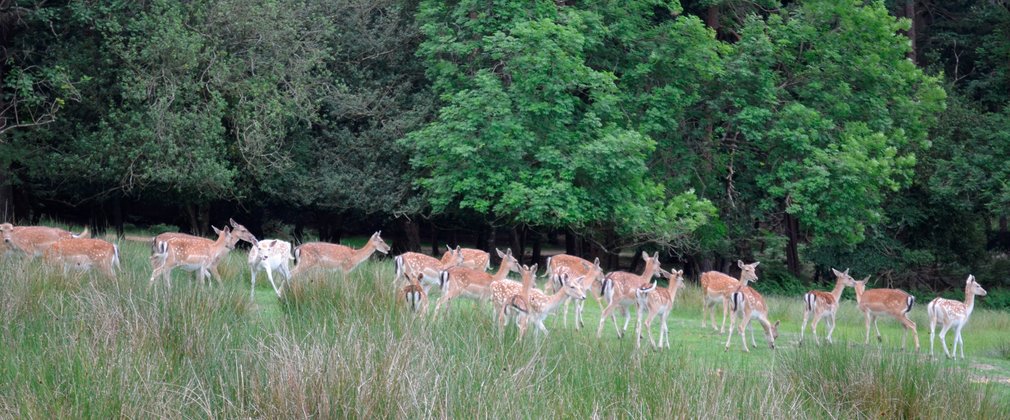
494 267 587 339
150 218 257 279
724 279 780 353
1 223 89 258
799 268 857 345
430 248 520 316
700 261 760 333
595 251 664 339
148 226 236 288
928 275 987 359
853 276 919 351
43 237 120 279
393 245 466 290
291 231 391 278
402 271 429 313
248 239 294 300
544 254 605 329
440 245 490 271
634 268 686 349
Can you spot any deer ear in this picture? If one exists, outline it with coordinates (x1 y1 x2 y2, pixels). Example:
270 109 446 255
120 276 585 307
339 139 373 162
642 251 649 261
774 320 780 327
967 274 975 284
530 263 538 273
593 257 601 266
831 268 842 277
738 260 745 269
212 226 222 234
496 248 505 258
653 251 660 259
753 261 760 267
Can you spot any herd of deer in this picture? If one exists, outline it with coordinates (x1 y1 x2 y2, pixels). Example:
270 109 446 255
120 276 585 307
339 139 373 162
0 221 989 359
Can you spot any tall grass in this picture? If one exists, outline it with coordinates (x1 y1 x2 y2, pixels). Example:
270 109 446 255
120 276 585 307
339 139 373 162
0 241 1007 417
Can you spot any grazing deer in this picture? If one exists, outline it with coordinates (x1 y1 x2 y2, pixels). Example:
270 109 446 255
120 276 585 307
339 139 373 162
441 245 490 271
150 218 257 278
248 239 294 300
635 268 686 349
291 231 391 278
1 223 89 258
700 261 760 333
402 272 428 313
431 249 520 315
149 226 236 288
496 268 587 338
853 276 919 351
799 268 857 345
545 254 605 329
724 282 779 353
928 275 987 359
595 251 664 339
43 237 120 279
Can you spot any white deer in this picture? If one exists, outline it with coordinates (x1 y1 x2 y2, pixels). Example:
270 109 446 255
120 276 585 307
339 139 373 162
928 275 987 359
248 238 294 300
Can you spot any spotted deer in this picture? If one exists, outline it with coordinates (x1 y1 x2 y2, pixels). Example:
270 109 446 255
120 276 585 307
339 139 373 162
248 239 294 300
595 251 664 339
799 268 857 345
928 275 987 359
724 281 779 353
291 231 391 278
394 246 466 291
1 223 89 258
441 245 490 271
431 249 520 315
150 218 257 279
148 226 236 288
504 271 587 339
700 261 760 333
634 268 686 349
402 272 428 313
43 237 120 279
544 254 605 329
853 276 919 351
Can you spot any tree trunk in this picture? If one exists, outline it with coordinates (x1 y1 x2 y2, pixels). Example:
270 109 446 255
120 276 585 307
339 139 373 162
705 5 720 33
430 221 439 256
510 226 523 264
905 0 917 64
485 224 496 262
565 229 576 255
531 233 542 268
0 164 12 222
185 204 200 235
475 229 486 253
111 195 124 239
785 213 801 277
401 218 421 253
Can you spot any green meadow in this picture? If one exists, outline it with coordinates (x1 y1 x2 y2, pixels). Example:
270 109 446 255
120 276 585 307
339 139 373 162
0 238 1008 418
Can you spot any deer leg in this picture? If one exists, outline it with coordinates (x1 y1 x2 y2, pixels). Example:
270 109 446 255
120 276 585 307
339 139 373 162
749 319 757 348
863 312 872 345
739 316 751 353
576 299 586 330
939 322 953 358
724 309 738 351
265 268 282 298
955 324 966 359
597 301 619 338
811 313 822 345
873 317 883 343
701 295 709 329
211 265 224 286
636 308 644 349
720 297 729 333
518 316 529 340
929 312 938 357
661 312 670 348
537 319 549 337
250 268 258 301
646 310 659 349
800 307 811 345
900 315 918 351
825 312 837 344
621 306 632 334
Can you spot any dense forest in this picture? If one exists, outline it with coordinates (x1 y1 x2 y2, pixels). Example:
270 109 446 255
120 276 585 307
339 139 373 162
1 0 1008 301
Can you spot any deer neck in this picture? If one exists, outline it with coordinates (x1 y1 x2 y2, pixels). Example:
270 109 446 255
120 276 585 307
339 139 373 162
829 278 847 302
348 241 378 269
211 233 231 260
538 288 570 314
637 259 657 284
964 285 977 314
854 285 865 305
490 262 511 283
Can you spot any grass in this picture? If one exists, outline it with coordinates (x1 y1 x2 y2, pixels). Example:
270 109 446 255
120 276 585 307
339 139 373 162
0 239 1008 418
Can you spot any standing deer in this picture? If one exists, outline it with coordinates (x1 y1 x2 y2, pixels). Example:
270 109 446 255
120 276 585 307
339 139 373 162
928 275 987 359
431 249 520 315
248 239 294 300
402 272 429 313
393 245 467 290
43 237 119 279
595 251 664 339
440 245 490 271
853 276 919 351
494 267 586 338
799 268 857 345
544 254 605 329
148 226 236 288
635 268 686 349
291 231 391 278
700 261 760 333
150 218 257 280
1 223 88 258
724 279 779 353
